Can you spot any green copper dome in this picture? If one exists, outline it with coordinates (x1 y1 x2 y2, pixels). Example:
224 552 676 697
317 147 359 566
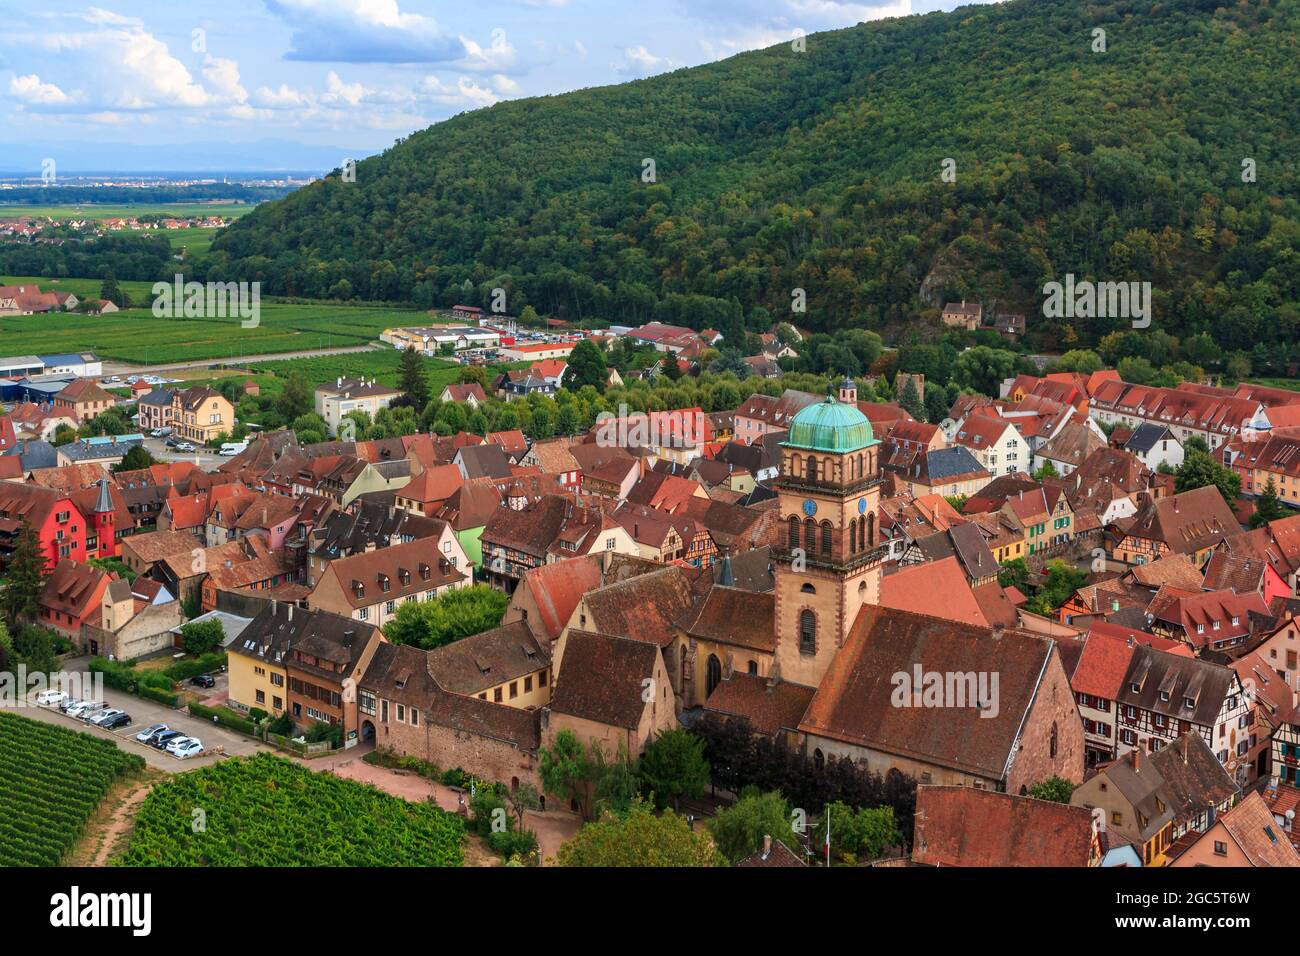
783 395 877 453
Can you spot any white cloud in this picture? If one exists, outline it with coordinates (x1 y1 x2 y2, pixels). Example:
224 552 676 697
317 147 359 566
419 75 500 108
615 45 674 76
202 56 248 104
35 13 211 110
265 0 466 63
459 29 517 72
254 84 309 109
9 74 71 105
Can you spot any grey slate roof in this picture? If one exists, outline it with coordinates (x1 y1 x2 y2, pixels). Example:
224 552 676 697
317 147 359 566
3 439 57 471
925 446 986 482
1125 423 1175 455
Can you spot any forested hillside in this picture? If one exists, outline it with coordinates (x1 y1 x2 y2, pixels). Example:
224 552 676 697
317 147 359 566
204 0 1300 360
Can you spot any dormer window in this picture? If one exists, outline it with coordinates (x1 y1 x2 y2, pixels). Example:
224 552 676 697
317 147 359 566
378 574 390 593
1159 691 1169 702
1130 682 1141 694
1184 697 1195 709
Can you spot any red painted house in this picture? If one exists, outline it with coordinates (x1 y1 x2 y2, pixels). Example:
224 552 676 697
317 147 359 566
0 482 88 569
37 560 113 639
0 414 16 454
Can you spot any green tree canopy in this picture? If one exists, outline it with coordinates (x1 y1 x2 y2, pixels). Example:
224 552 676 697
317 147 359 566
555 799 724 867
381 584 507 650
708 790 802 865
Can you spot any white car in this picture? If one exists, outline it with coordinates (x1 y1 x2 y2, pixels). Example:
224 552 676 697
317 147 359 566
175 442 196 453
171 739 205 759
88 708 125 726
35 690 68 707
59 697 85 713
66 700 105 718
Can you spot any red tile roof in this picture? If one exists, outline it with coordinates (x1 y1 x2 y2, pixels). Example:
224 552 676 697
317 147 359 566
880 556 988 627
800 606 1058 780
913 786 1096 867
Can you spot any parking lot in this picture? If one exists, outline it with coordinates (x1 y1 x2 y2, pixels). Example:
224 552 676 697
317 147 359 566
139 433 226 469
18 680 269 772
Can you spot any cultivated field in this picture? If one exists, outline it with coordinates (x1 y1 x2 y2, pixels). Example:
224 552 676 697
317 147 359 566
0 289 422 364
0 710 145 866
119 753 465 866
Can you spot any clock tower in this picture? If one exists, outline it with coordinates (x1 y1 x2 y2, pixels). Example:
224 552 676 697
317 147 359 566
773 393 885 688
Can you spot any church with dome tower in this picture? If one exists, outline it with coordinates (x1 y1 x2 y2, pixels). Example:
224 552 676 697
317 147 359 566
772 389 887 688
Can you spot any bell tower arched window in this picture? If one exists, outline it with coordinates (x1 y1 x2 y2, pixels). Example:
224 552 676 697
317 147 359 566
788 515 800 550
820 521 833 556
799 610 816 654
804 518 816 553
807 456 819 482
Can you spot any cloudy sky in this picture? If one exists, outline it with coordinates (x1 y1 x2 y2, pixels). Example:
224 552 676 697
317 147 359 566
1 0 1000 171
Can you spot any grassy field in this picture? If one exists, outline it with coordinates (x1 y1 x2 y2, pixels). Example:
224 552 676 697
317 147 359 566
0 202 256 220
0 287 424 364
183 349 465 399
2 274 158 302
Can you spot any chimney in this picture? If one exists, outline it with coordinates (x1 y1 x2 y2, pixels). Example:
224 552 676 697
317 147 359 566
288 604 294 621
762 835 772 860
1131 748 1140 772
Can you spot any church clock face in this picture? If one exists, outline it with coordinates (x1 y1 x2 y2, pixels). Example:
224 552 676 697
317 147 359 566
802 498 818 517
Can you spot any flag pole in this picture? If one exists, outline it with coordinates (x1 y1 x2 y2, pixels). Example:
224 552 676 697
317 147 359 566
824 803 831 866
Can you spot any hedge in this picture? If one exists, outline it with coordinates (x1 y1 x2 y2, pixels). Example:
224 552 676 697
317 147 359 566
187 701 258 737
88 658 178 706
164 652 227 683
139 685 179 707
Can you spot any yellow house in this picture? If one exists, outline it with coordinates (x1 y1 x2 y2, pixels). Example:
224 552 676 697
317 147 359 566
428 620 552 709
969 511 1026 563
226 618 290 716
172 387 236 446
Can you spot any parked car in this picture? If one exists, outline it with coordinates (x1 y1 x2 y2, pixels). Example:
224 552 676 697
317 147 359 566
172 739 205 759
88 708 125 726
166 736 197 755
67 700 105 718
190 674 216 689
100 712 132 730
164 437 181 448
150 730 183 750
80 707 114 723
175 442 196 453
136 723 169 744
35 690 68 707
59 697 85 713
